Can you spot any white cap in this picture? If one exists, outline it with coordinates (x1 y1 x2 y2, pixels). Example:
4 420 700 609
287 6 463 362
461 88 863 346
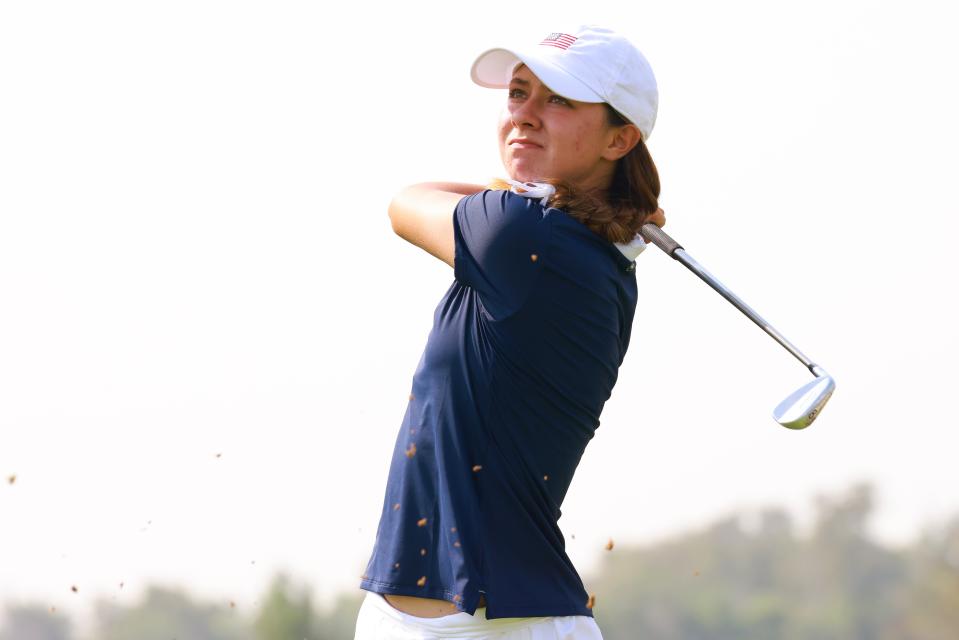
470 25 659 142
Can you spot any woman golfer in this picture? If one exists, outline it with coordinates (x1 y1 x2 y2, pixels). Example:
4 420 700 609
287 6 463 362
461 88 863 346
354 24 666 639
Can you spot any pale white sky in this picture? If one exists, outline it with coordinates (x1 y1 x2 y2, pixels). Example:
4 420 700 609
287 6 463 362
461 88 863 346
2 0 957 634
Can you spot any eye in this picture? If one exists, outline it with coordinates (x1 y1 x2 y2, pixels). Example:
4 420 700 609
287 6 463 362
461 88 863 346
508 88 571 106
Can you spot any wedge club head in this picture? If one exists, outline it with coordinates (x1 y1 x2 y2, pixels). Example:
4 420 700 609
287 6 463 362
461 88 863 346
773 368 835 429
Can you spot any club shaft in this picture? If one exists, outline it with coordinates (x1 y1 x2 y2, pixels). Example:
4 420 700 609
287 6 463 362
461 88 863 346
640 223 820 375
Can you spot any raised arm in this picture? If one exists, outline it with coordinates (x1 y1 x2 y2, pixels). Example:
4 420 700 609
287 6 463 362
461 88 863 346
388 182 487 268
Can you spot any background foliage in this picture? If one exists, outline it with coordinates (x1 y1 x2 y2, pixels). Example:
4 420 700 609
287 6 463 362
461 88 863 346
3 483 957 640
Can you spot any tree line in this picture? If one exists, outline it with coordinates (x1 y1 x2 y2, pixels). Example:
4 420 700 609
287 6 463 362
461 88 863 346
3 483 957 639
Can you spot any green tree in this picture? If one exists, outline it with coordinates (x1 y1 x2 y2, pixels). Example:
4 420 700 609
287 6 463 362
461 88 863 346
252 573 315 640
313 591 365 640
0 603 73 640
884 516 959 639
801 483 907 639
584 483 911 640
90 584 249 640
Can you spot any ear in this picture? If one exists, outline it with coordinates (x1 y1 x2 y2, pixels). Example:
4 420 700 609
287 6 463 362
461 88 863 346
602 123 642 161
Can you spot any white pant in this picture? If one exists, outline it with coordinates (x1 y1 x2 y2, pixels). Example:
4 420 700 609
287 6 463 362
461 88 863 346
353 591 605 640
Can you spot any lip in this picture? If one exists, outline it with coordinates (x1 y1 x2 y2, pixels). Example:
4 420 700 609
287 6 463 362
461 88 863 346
509 138 543 148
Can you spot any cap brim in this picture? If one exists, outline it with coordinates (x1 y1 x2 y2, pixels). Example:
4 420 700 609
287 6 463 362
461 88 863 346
470 46 605 104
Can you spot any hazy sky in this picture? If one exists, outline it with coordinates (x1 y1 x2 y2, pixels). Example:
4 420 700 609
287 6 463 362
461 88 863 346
2 0 957 634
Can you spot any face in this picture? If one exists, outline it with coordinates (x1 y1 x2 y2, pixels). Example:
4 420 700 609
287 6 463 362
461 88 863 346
498 64 639 192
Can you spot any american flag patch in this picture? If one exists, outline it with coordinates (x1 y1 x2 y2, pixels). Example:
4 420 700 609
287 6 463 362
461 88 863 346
539 32 577 50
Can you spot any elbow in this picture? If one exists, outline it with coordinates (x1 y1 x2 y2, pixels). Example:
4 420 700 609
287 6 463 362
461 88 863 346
388 195 404 238
388 187 418 240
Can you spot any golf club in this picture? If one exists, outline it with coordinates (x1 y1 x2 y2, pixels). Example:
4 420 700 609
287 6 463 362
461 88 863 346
639 222 835 429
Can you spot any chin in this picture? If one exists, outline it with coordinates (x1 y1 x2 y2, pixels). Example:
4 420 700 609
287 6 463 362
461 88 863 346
506 165 542 184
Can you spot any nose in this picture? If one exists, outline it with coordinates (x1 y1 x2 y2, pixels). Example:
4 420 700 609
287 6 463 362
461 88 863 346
509 96 542 130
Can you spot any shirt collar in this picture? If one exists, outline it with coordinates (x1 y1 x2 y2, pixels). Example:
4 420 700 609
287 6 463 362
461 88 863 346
505 178 647 260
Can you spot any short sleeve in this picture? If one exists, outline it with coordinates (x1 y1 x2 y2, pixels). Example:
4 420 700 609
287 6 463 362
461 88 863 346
453 189 550 320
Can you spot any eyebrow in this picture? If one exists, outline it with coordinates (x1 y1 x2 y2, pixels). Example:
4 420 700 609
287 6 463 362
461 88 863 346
508 76 561 95
509 78 572 102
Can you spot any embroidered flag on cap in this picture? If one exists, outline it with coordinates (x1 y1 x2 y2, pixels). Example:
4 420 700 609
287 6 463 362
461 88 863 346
539 33 577 50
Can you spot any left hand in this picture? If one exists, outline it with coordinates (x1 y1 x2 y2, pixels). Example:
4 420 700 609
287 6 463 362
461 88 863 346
643 207 666 229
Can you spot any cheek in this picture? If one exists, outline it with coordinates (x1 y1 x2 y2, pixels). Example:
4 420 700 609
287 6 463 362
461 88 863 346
497 108 512 132
570 122 597 154
497 120 511 148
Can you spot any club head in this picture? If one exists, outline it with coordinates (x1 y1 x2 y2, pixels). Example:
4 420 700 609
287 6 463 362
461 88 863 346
773 373 835 429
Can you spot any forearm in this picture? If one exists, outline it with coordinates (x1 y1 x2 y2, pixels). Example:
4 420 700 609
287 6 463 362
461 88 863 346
407 181 488 196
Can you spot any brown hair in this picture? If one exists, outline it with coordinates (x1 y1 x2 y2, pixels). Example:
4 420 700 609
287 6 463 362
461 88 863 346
488 104 661 244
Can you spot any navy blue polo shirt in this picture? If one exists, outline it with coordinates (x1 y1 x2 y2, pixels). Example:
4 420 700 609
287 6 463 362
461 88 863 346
360 188 639 619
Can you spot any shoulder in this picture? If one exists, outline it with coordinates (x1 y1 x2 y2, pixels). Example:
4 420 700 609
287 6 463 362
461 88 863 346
456 188 550 221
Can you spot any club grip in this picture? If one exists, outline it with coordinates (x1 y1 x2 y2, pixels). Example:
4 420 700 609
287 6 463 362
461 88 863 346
640 223 683 257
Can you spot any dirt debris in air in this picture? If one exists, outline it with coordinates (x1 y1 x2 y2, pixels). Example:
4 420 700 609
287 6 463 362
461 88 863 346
586 593 596 609
605 538 614 551
420 548 427 556
417 576 427 587
406 443 417 458
417 517 428 527
472 465 482 472
7 474 15 485
70 586 78 593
